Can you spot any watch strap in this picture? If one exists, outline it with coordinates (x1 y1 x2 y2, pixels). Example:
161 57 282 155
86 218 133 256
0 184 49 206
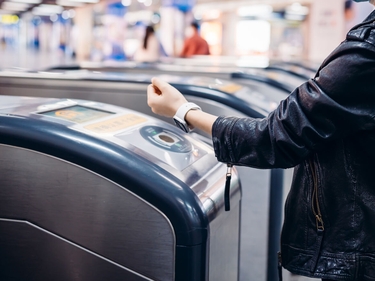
173 102 201 132
175 102 201 120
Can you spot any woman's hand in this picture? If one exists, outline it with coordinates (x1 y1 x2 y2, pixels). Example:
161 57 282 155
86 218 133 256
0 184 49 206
147 77 188 117
147 76 218 135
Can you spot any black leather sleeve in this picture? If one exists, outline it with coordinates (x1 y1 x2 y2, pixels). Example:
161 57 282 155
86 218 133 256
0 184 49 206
212 40 375 169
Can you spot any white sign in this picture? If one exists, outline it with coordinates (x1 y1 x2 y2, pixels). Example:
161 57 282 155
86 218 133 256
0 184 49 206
309 0 345 62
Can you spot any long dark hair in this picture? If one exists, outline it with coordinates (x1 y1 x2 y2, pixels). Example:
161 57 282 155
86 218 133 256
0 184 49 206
143 25 155 49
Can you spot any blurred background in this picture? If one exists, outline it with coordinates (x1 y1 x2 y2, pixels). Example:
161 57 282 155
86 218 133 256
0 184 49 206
1 1 375 281
0 0 374 70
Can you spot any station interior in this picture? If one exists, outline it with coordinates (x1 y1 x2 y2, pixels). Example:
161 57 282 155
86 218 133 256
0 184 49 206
0 1 374 281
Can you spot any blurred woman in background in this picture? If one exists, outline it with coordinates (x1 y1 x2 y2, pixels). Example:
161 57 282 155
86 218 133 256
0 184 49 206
133 25 161 63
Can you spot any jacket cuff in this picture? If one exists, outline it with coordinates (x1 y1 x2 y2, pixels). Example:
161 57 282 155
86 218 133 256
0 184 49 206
212 116 239 163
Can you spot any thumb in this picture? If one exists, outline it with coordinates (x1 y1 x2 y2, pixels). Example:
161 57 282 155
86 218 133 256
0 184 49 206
151 77 170 92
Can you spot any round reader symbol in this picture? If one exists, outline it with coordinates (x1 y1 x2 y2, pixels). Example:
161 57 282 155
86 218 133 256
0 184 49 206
140 126 192 153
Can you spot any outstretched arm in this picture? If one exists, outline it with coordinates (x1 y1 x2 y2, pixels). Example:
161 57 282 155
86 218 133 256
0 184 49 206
147 77 218 135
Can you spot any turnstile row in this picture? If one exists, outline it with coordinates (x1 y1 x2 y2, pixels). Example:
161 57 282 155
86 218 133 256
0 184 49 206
0 68 302 281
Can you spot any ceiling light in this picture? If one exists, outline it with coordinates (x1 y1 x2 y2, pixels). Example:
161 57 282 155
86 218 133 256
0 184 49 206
68 9 75 17
9 0 41 4
0 9 15 14
202 9 221 20
122 0 131 6
50 13 58 21
193 13 202 20
32 4 63 15
56 0 83 7
62 10 69 19
64 0 99 3
286 3 309 16
39 4 63 10
1 1 30 11
32 10 56 15
151 13 160 24
125 10 153 23
237 5 273 17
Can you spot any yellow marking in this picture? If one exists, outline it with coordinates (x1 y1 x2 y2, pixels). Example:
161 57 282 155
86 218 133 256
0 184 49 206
267 72 280 80
84 114 147 133
218 84 243 94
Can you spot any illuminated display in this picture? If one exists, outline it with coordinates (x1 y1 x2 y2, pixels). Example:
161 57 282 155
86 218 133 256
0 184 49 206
39 105 114 123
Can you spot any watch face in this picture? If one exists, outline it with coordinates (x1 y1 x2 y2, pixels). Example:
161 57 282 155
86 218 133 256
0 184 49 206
174 118 189 133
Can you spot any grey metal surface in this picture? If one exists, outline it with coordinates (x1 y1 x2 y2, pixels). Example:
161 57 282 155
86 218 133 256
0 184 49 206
208 200 241 281
0 70 282 117
0 48 312 281
0 218 154 281
0 144 175 281
0 95 50 110
79 59 306 87
0 74 277 281
0 96 242 280
187 97 273 281
191 163 241 281
76 60 304 96
0 96 226 212
0 71 272 138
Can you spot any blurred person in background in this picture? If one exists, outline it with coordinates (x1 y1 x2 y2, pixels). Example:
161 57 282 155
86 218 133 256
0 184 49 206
133 25 161 63
148 0 375 280
180 22 210 58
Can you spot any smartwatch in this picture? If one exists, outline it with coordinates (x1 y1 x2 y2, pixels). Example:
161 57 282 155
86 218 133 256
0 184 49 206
173 102 201 133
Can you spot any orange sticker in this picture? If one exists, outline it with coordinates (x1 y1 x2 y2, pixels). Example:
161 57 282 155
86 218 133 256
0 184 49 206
56 110 82 120
84 114 147 133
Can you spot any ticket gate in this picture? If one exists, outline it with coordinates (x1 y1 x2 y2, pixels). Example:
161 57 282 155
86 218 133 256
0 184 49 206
61 57 316 81
269 60 319 79
46 60 305 95
0 96 241 281
265 62 316 80
0 70 289 281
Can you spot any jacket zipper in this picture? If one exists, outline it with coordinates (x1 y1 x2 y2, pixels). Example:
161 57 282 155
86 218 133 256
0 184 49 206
309 158 325 233
279 158 325 275
277 251 283 281
308 157 325 272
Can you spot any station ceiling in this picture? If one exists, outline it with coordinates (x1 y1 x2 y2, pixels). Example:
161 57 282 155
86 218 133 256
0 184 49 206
0 0 311 17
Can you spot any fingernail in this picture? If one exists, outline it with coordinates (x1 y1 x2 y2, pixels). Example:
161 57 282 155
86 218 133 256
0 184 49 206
153 85 162 95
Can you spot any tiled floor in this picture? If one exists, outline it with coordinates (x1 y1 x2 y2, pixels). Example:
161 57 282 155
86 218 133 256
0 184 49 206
0 45 77 71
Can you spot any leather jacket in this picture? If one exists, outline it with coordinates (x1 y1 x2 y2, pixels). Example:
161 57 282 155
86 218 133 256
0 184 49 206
212 11 375 280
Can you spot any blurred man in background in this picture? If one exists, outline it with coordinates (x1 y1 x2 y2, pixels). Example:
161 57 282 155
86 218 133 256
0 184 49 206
180 22 210 58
